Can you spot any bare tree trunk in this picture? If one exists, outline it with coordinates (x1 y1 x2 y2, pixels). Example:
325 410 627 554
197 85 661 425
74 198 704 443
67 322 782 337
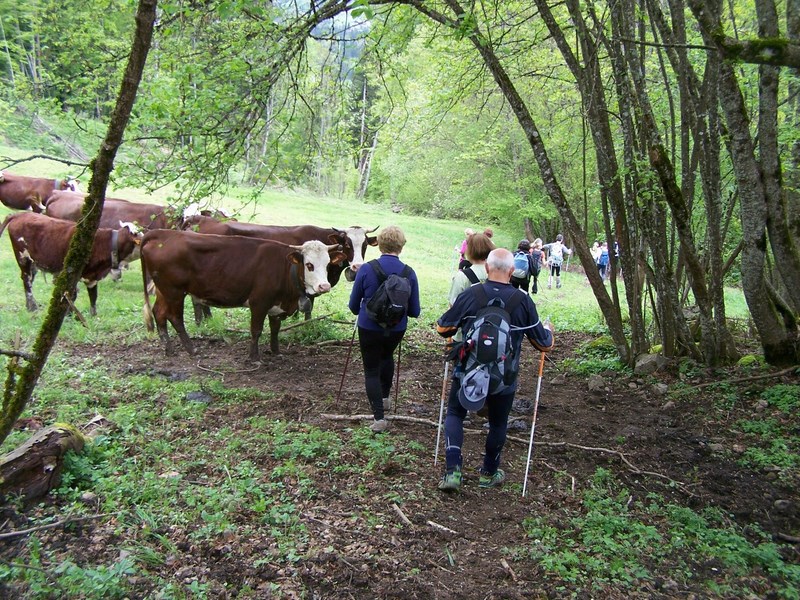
788 0 800 240
357 131 378 199
689 0 800 365
0 0 157 446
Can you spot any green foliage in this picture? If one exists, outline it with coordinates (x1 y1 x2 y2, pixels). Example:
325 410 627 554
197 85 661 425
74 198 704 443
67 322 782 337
0 535 136 599
732 385 800 477
520 469 800 595
559 335 627 375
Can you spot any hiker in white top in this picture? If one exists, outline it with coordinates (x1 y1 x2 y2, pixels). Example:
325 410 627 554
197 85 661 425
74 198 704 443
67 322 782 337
542 234 572 289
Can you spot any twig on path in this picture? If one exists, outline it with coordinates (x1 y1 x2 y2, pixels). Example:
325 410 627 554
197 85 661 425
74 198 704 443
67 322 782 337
514 437 694 495
777 532 800 544
280 313 334 332
320 413 436 426
673 366 798 394
427 520 457 535
391 503 413 527
0 513 114 541
500 558 518 582
196 362 260 375
540 460 576 494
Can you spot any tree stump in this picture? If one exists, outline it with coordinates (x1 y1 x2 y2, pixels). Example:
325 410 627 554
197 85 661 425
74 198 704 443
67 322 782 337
0 423 85 501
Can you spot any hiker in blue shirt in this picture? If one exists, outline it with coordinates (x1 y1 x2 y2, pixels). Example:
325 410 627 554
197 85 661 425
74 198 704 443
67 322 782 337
435 248 554 492
349 226 421 433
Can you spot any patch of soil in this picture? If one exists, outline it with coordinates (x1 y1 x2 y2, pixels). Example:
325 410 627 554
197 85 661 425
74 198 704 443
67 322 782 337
1 329 798 598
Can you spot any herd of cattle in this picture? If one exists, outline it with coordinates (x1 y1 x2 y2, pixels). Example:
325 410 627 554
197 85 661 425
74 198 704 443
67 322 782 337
0 171 378 361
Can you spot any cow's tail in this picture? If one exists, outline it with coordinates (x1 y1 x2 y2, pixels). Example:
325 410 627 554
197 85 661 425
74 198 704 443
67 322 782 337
141 244 155 333
0 214 13 239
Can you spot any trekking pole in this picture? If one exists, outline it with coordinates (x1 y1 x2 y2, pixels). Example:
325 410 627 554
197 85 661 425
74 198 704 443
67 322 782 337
392 337 402 411
434 358 450 465
522 351 547 497
336 321 358 405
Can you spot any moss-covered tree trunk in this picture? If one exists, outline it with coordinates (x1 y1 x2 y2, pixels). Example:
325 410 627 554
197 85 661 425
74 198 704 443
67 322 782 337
0 0 157 446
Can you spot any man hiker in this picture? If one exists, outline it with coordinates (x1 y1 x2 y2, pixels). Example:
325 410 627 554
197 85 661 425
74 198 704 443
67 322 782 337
542 234 572 289
435 248 554 492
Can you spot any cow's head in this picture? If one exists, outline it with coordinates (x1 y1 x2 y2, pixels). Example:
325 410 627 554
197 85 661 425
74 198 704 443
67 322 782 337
64 177 81 193
288 241 347 297
341 226 379 282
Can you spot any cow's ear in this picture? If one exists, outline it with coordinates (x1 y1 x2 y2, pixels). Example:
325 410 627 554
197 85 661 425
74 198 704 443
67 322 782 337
330 251 347 265
367 236 378 246
327 233 342 245
288 251 303 265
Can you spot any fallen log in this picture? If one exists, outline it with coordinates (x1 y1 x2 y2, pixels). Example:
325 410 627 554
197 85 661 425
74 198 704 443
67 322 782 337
0 423 86 501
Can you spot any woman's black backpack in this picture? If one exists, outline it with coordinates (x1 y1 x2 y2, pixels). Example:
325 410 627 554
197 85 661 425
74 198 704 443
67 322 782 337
365 260 412 329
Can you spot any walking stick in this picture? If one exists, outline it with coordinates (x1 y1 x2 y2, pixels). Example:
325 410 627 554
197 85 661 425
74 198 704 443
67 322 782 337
392 337 402 411
336 321 358 405
434 359 450 465
522 351 547 497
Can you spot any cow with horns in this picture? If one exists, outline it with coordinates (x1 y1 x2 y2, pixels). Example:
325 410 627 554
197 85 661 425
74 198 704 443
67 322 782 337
0 212 141 315
181 216 379 320
0 171 81 212
140 229 347 361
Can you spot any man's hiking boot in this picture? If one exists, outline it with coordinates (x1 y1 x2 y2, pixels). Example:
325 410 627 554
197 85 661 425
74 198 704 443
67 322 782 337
479 468 506 488
370 419 389 433
438 468 462 492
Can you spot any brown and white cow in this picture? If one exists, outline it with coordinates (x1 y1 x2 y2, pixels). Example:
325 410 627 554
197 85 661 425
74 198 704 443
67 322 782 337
0 212 140 315
0 172 80 212
182 216 378 318
140 229 346 361
44 190 175 231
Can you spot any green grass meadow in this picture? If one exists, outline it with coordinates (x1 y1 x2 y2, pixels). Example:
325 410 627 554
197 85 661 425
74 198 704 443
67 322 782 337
0 145 621 358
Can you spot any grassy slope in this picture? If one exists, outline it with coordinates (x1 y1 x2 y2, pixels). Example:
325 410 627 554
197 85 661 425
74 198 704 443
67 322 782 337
0 143 624 353
0 141 750 362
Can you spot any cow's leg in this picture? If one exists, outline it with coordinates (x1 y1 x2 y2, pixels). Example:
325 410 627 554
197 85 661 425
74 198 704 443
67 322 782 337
85 282 98 316
191 295 212 325
246 308 268 362
167 300 195 355
268 314 282 357
19 259 38 312
153 296 178 355
298 294 314 321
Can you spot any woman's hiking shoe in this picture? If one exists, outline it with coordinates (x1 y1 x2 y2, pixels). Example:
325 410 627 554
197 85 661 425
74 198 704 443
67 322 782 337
369 419 389 433
438 469 462 492
479 469 506 488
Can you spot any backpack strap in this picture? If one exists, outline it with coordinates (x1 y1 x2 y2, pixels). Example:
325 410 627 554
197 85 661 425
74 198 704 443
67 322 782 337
369 259 388 283
503 290 525 316
471 282 490 308
463 267 480 285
